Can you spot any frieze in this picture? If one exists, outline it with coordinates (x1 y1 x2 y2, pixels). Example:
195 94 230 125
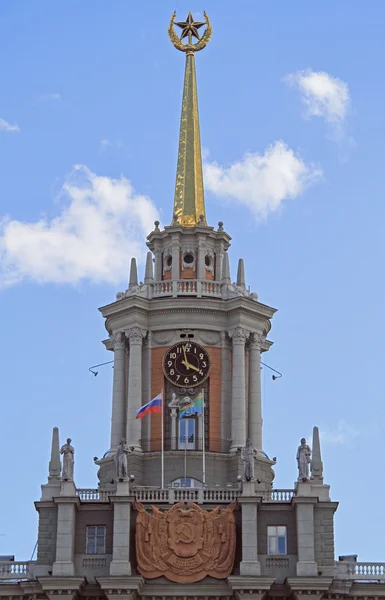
135 501 236 583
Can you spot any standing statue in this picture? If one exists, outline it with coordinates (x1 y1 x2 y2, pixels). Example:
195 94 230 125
296 438 311 482
115 438 130 481
241 439 257 481
60 438 75 481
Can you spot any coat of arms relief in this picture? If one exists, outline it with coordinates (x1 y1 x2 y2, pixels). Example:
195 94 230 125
135 501 236 583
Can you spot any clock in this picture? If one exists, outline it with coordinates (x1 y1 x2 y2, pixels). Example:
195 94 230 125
163 341 211 388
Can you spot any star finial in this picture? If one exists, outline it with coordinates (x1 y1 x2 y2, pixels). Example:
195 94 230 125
174 12 206 44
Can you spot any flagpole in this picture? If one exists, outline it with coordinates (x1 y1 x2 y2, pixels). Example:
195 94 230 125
161 388 164 489
202 388 206 486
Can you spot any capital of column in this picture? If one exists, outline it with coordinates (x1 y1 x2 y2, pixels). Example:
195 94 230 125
143 331 153 349
125 327 146 346
111 331 126 351
153 247 163 256
171 240 180 250
229 327 250 346
220 331 230 348
249 332 264 350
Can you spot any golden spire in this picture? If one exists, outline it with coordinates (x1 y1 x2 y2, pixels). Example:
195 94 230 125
168 12 212 227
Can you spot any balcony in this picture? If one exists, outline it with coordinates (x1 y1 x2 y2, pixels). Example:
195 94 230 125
0 561 35 581
139 436 231 453
150 279 222 299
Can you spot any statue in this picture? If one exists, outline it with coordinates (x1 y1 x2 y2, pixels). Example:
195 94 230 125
241 439 256 481
296 438 311 482
115 438 130 481
60 438 75 481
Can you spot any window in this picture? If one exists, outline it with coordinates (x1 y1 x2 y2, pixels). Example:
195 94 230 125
86 526 106 555
267 526 287 555
178 418 196 450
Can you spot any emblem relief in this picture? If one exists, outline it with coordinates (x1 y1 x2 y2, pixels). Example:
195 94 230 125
135 501 236 583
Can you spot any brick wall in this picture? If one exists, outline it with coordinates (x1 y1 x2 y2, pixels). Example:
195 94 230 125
208 347 221 451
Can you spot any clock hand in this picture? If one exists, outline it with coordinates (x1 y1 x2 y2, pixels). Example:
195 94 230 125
181 360 200 373
182 345 190 370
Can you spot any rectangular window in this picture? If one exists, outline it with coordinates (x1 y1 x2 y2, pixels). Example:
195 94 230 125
86 526 106 555
267 526 287 555
178 418 196 450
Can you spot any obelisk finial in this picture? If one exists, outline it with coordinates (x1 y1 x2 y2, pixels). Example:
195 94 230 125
168 12 212 227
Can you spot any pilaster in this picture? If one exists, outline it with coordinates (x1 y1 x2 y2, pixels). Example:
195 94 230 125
292 495 318 576
52 483 79 577
239 493 262 576
109 482 133 577
220 331 231 443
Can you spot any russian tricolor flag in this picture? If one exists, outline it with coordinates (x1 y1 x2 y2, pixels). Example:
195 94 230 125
136 393 162 419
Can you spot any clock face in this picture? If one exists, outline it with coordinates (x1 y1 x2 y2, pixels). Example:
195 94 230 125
163 342 211 388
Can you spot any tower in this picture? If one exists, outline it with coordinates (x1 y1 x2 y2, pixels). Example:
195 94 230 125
96 9 276 491
1 11 381 600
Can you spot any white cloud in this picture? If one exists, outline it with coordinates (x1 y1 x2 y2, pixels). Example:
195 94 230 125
284 69 351 140
0 165 159 288
203 141 322 219
100 139 123 151
39 93 61 101
0 118 20 133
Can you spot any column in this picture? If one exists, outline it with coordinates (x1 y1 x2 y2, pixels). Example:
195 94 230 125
197 239 206 280
230 328 249 451
215 249 224 281
249 333 263 451
154 248 162 281
52 490 79 576
220 332 231 445
239 498 261 576
109 481 132 576
170 408 177 450
142 332 152 447
110 332 126 450
126 327 146 451
294 499 318 576
171 240 180 280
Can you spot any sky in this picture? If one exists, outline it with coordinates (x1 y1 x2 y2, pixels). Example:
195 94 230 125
1 0 384 563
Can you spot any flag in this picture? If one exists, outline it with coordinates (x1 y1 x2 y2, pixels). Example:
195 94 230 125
136 393 162 419
179 393 203 419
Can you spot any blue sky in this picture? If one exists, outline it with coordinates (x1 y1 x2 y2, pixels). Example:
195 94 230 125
1 0 384 562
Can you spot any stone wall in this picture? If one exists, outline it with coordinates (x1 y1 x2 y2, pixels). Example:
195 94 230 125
36 503 57 566
314 505 335 567
74 506 113 555
258 505 297 556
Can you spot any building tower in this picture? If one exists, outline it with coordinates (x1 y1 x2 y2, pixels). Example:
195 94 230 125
1 11 381 600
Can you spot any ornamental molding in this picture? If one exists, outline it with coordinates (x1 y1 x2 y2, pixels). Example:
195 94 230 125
228 327 250 345
111 331 126 351
199 330 220 345
249 332 264 350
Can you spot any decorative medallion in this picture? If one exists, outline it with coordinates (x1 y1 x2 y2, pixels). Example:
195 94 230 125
135 501 236 583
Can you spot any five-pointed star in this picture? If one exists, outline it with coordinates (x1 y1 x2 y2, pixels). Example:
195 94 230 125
175 12 206 41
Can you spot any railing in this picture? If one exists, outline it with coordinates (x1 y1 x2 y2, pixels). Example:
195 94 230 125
265 557 290 569
76 489 112 502
0 561 35 580
343 562 385 580
139 437 231 453
134 487 238 504
151 279 222 299
263 489 295 502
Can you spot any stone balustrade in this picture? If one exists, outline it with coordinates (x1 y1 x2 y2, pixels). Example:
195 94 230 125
150 279 222 299
0 561 35 580
134 487 238 504
76 489 112 502
263 489 295 502
338 562 385 581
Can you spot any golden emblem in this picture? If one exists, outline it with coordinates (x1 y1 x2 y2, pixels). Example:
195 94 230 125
168 11 212 53
135 501 236 583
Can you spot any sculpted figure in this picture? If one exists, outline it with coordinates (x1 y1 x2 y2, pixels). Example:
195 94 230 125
241 439 256 482
60 438 75 481
297 438 311 482
115 438 130 480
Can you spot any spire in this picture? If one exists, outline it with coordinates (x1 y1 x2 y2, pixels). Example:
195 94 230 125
144 251 154 283
311 425 324 482
48 426 61 481
129 257 138 289
168 12 212 228
222 252 231 283
237 258 246 290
